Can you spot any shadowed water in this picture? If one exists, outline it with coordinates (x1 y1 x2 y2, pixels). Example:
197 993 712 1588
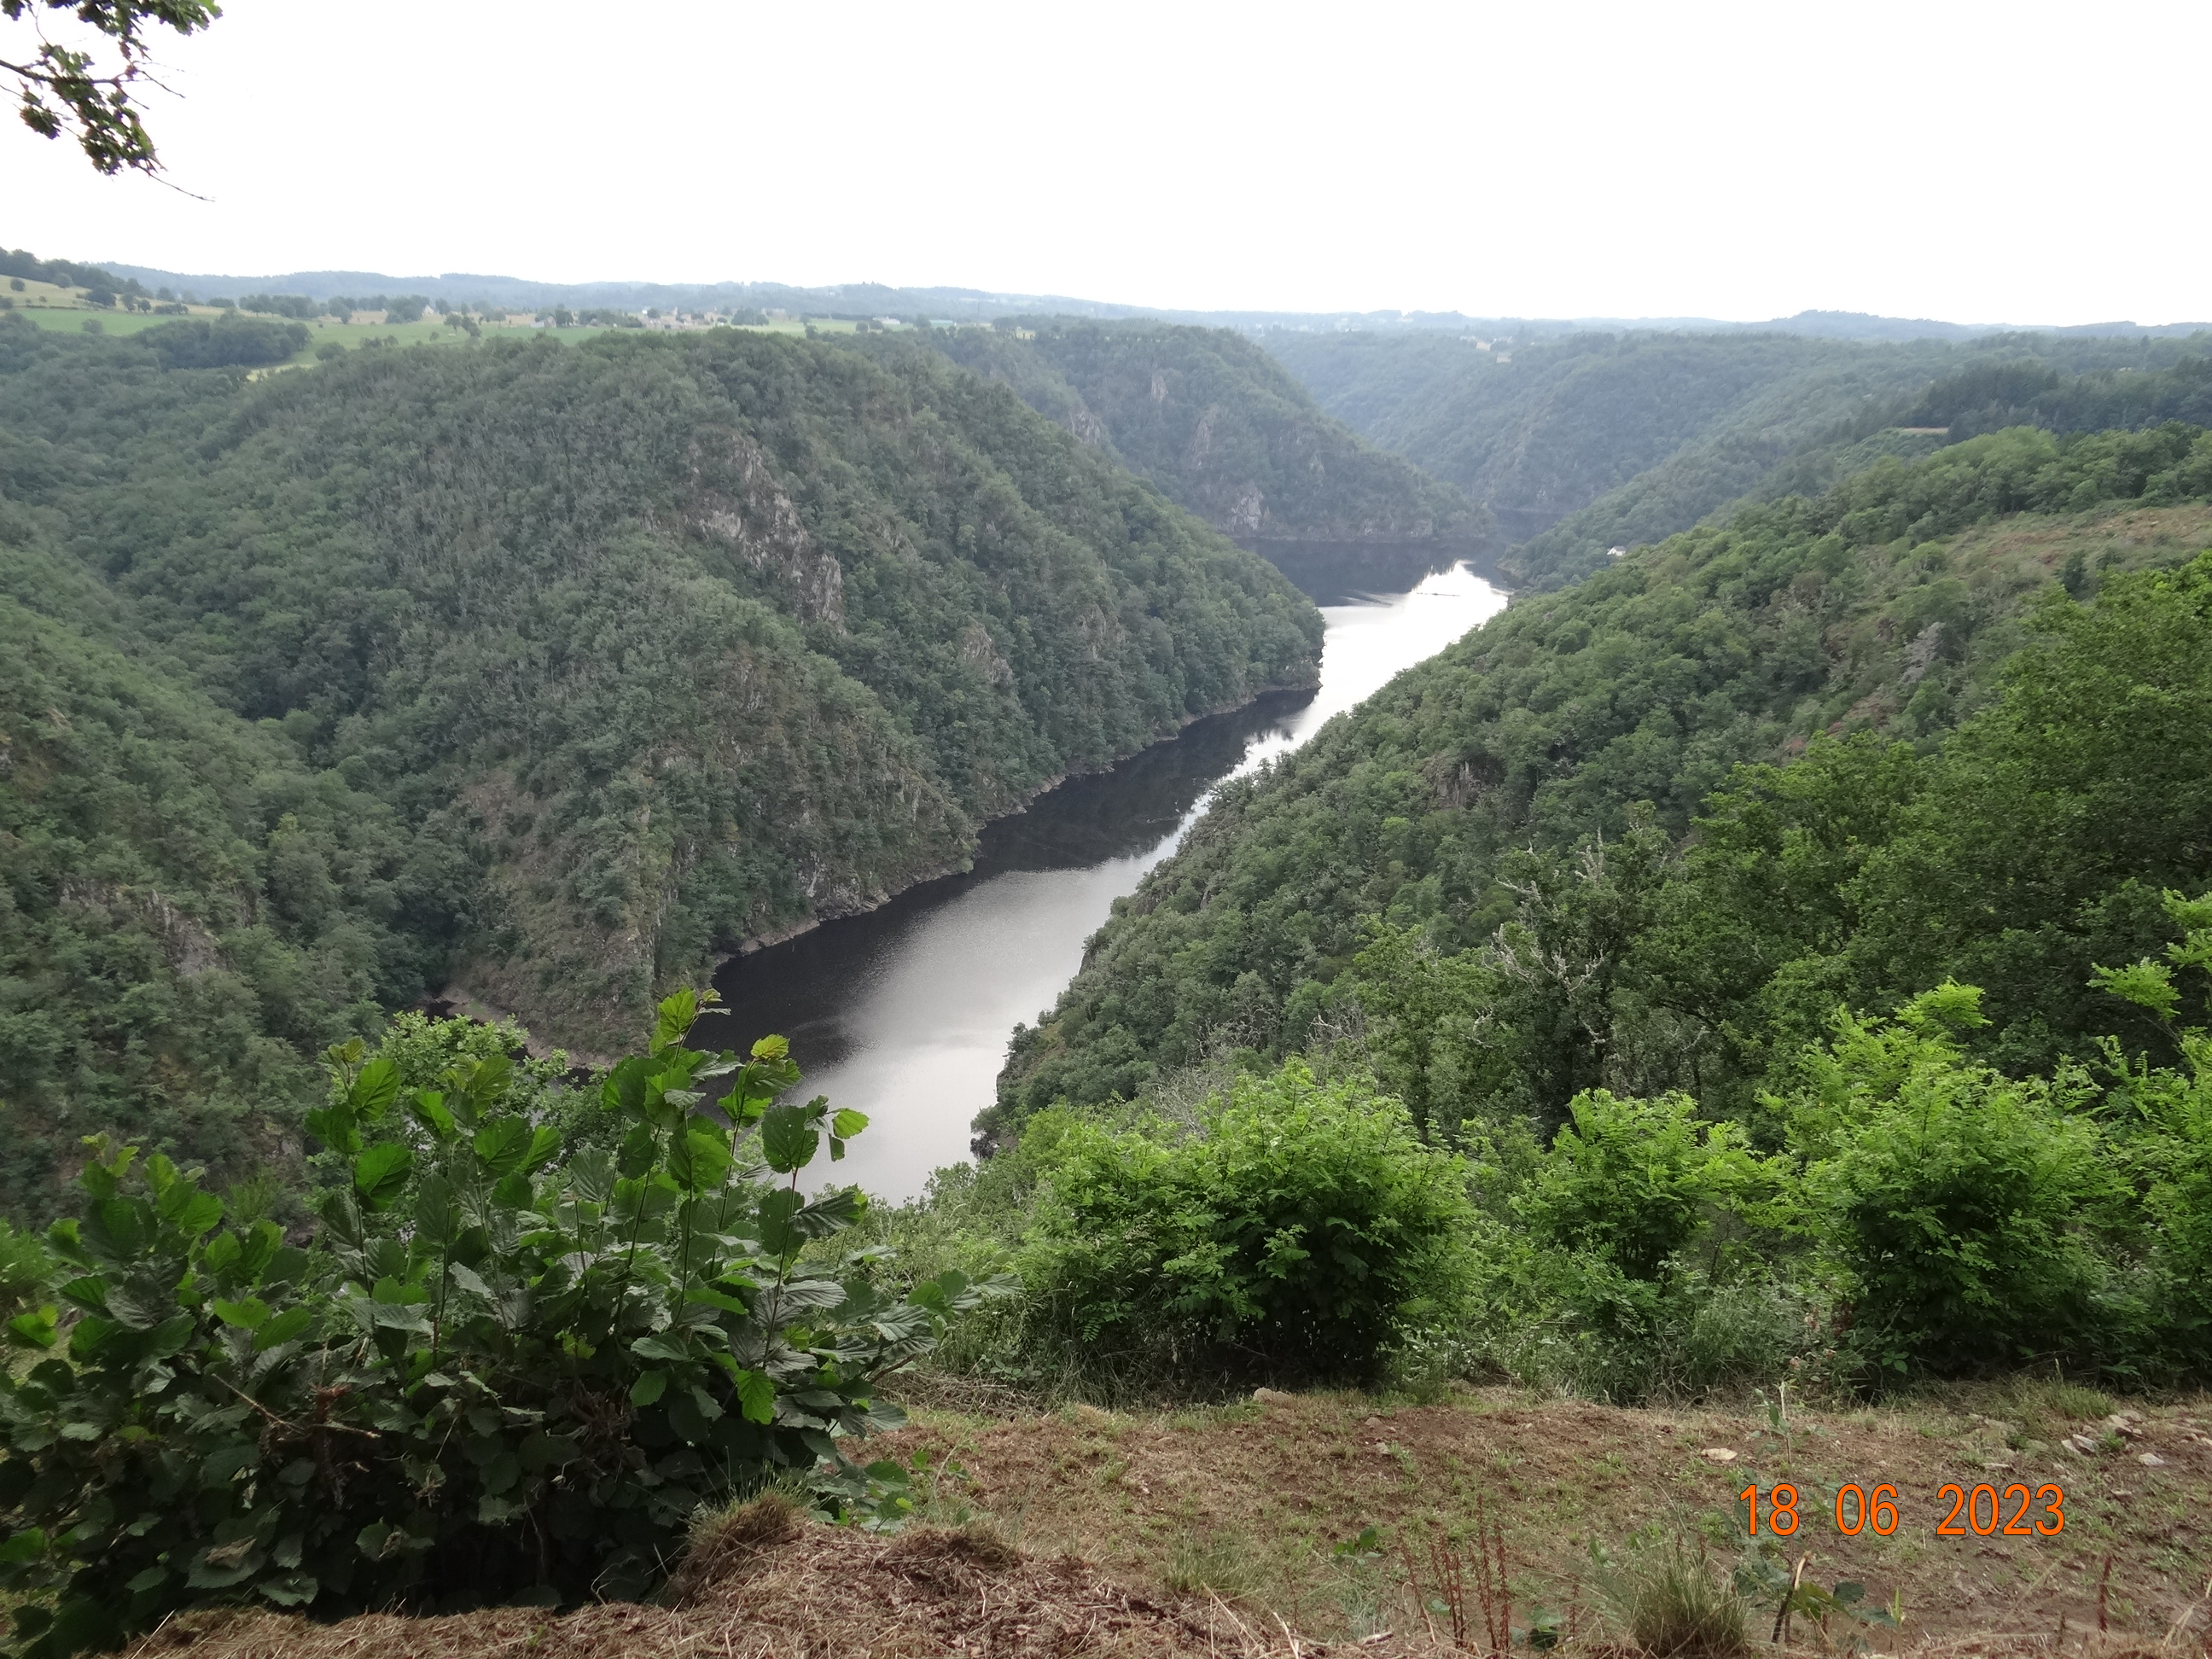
711 544 1510 1200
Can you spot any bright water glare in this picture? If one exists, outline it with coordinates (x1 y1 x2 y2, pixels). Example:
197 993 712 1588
713 551 1510 1202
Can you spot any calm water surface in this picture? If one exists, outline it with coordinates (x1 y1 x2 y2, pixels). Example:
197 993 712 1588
711 544 1510 1200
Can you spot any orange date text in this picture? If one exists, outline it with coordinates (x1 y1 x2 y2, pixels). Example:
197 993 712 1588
1737 1482 2064 1537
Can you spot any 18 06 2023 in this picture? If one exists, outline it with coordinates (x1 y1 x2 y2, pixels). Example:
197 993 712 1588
1739 1482 2065 1537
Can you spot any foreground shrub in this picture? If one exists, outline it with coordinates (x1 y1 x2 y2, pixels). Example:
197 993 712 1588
1486 1249 1823 1406
1517 1090 1778 1280
2089 889 2212 1371
0 990 999 1656
1796 991 2130 1377
1018 1060 1474 1386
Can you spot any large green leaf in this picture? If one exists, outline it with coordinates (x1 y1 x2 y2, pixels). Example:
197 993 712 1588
5 1307 57 1351
567 1149 616 1204
314 1188 364 1248
473 1118 533 1177
303 1104 360 1156
211 1298 271 1331
610 1176 678 1227
234 1220 282 1283
82 1198 152 1265
352 1144 414 1212
363 1237 408 1284
259 1573 319 1608
524 1126 563 1173
0 1528 47 1566
253 1307 314 1351
412 1173 460 1245
490 1172 535 1211
348 1057 402 1121
756 1188 804 1256
602 1054 656 1117
166 1189 224 1242
758 1104 818 1175
651 988 700 1056
616 1123 658 1180
794 1187 866 1238
684 1284 752 1316
668 1127 733 1194
409 1091 457 1142
463 1053 513 1111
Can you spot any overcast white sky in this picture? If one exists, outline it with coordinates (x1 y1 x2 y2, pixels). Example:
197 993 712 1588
8 0 2209 323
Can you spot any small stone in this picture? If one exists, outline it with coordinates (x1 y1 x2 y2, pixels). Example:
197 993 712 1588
2104 1413 2142 1438
1700 1447 1738 1464
1253 1387 1296 1406
2138 1452 2168 1466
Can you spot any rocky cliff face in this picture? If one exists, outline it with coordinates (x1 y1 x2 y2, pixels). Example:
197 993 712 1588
682 430 847 626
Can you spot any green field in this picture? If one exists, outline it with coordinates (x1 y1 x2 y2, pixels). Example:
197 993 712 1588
10 303 187 338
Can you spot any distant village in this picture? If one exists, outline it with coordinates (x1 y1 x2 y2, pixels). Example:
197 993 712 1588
0 254 941 337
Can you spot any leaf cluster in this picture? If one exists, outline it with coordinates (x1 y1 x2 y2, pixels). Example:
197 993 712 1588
1011 1060 1476 1389
2 0 219 176
0 989 1006 1655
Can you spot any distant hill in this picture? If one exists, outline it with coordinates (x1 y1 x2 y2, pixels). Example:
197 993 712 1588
89 256 2210 341
1266 328 2212 587
1266 331 1958 552
852 322 1479 543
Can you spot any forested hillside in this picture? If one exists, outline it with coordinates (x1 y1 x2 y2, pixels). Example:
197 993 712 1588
1267 327 2212 587
0 317 1319 1210
1265 331 1947 544
992 421 2212 1140
866 322 1480 543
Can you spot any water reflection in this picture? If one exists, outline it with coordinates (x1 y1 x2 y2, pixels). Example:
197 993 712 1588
713 544 1510 1200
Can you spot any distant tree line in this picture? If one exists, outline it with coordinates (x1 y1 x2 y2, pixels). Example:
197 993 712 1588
0 247 143 295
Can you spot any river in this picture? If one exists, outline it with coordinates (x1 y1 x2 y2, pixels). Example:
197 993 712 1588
710 543 1510 1202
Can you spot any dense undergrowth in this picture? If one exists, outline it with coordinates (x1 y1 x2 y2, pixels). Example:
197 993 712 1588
0 991 1004 1656
869 939 2212 1405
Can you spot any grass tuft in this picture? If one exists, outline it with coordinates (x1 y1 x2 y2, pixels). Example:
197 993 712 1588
1603 1540 1748 1659
1161 1527 1271 1598
663 1490 803 1605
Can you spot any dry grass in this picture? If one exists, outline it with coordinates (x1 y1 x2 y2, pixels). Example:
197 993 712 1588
112 1388 2212 1658
876 1384 2212 1647
131 1502 1297 1657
